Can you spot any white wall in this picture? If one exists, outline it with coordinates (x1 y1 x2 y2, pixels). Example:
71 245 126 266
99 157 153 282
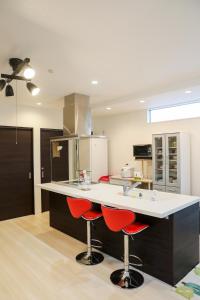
93 110 200 196
0 101 63 213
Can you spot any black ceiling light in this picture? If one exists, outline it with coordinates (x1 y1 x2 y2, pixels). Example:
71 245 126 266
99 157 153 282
5 84 14 97
9 58 25 73
0 57 40 97
26 82 40 96
0 79 6 91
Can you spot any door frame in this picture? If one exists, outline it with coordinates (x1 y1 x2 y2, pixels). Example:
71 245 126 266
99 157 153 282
0 125 35 214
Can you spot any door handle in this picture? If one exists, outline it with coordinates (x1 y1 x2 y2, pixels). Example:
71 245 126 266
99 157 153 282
28 172 32 180
41 167 45 179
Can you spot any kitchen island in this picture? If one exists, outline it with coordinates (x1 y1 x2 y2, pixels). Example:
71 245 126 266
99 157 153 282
39 182 200 285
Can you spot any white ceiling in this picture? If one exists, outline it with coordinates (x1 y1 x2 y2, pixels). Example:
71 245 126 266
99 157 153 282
0 0 200 115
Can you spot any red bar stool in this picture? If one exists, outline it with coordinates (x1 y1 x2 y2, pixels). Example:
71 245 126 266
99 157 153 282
98 175 111 183
67 197 104 265
101 205 149 289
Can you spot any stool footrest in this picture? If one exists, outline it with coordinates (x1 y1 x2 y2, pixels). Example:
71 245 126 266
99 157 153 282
129 255 143 267
91 239 103 249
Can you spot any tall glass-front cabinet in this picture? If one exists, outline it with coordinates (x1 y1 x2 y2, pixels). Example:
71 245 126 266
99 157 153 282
153 133 190 194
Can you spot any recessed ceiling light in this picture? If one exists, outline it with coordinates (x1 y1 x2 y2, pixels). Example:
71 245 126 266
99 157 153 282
91 80 98 85
140 100 145 103
185 90 192 94
106 107 112 110
36 102 42 106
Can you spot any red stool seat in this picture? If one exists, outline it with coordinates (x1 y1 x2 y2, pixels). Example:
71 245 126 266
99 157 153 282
123 222 149 235
67 197 102 220
99 175 110 183
83 210 102 220
67 197 92 218
101 205 149 234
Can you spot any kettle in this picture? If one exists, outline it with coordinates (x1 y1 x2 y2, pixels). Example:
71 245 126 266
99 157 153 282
121 164 134 178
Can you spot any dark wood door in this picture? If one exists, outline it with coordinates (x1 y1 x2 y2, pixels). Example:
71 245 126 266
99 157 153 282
0 127 34 221
40 129 69 212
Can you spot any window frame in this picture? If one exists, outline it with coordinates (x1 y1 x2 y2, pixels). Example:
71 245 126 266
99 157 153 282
147 100 200 123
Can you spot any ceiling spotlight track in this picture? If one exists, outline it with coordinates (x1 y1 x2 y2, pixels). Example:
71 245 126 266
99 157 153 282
0 57 40 97
1 74 28 81
8 58 31 82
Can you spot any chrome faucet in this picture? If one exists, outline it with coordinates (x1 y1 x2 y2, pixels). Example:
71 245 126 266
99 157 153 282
123 182 142 196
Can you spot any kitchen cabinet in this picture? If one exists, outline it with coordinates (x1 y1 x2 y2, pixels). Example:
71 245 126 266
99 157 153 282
152 133 190 194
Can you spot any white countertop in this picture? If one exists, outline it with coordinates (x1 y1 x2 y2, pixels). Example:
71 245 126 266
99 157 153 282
38 182 200 218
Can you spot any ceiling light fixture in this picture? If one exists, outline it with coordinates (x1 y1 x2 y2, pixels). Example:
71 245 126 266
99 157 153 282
26 82 40 96
91 80 98 85
5 84 14 97
36 102 42 106
185 90 192 94
0 57 40 97
140 100 145 103
106 107 112 110
9 58 26 73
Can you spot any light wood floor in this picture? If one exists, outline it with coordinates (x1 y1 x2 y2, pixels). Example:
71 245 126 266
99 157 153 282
0 212 182 300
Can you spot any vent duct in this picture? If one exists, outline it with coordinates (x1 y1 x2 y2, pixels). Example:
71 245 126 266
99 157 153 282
63 93 92 136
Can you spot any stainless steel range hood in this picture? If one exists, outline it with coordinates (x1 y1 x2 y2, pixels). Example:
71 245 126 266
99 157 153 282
63 93 92 136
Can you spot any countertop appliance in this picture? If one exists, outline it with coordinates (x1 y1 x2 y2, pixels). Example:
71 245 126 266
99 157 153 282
121 164 134 178
133 144 152 159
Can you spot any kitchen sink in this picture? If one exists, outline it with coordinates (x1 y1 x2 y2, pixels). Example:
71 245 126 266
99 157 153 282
55 180 98 189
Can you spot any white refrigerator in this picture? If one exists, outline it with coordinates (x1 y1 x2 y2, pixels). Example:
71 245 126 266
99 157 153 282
78 136 108 182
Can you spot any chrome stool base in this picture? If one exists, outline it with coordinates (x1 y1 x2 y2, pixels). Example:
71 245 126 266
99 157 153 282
76 251 104 265
110 269 144 289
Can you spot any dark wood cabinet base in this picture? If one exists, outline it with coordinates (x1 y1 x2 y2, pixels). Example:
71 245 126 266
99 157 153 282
48 191 199 285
